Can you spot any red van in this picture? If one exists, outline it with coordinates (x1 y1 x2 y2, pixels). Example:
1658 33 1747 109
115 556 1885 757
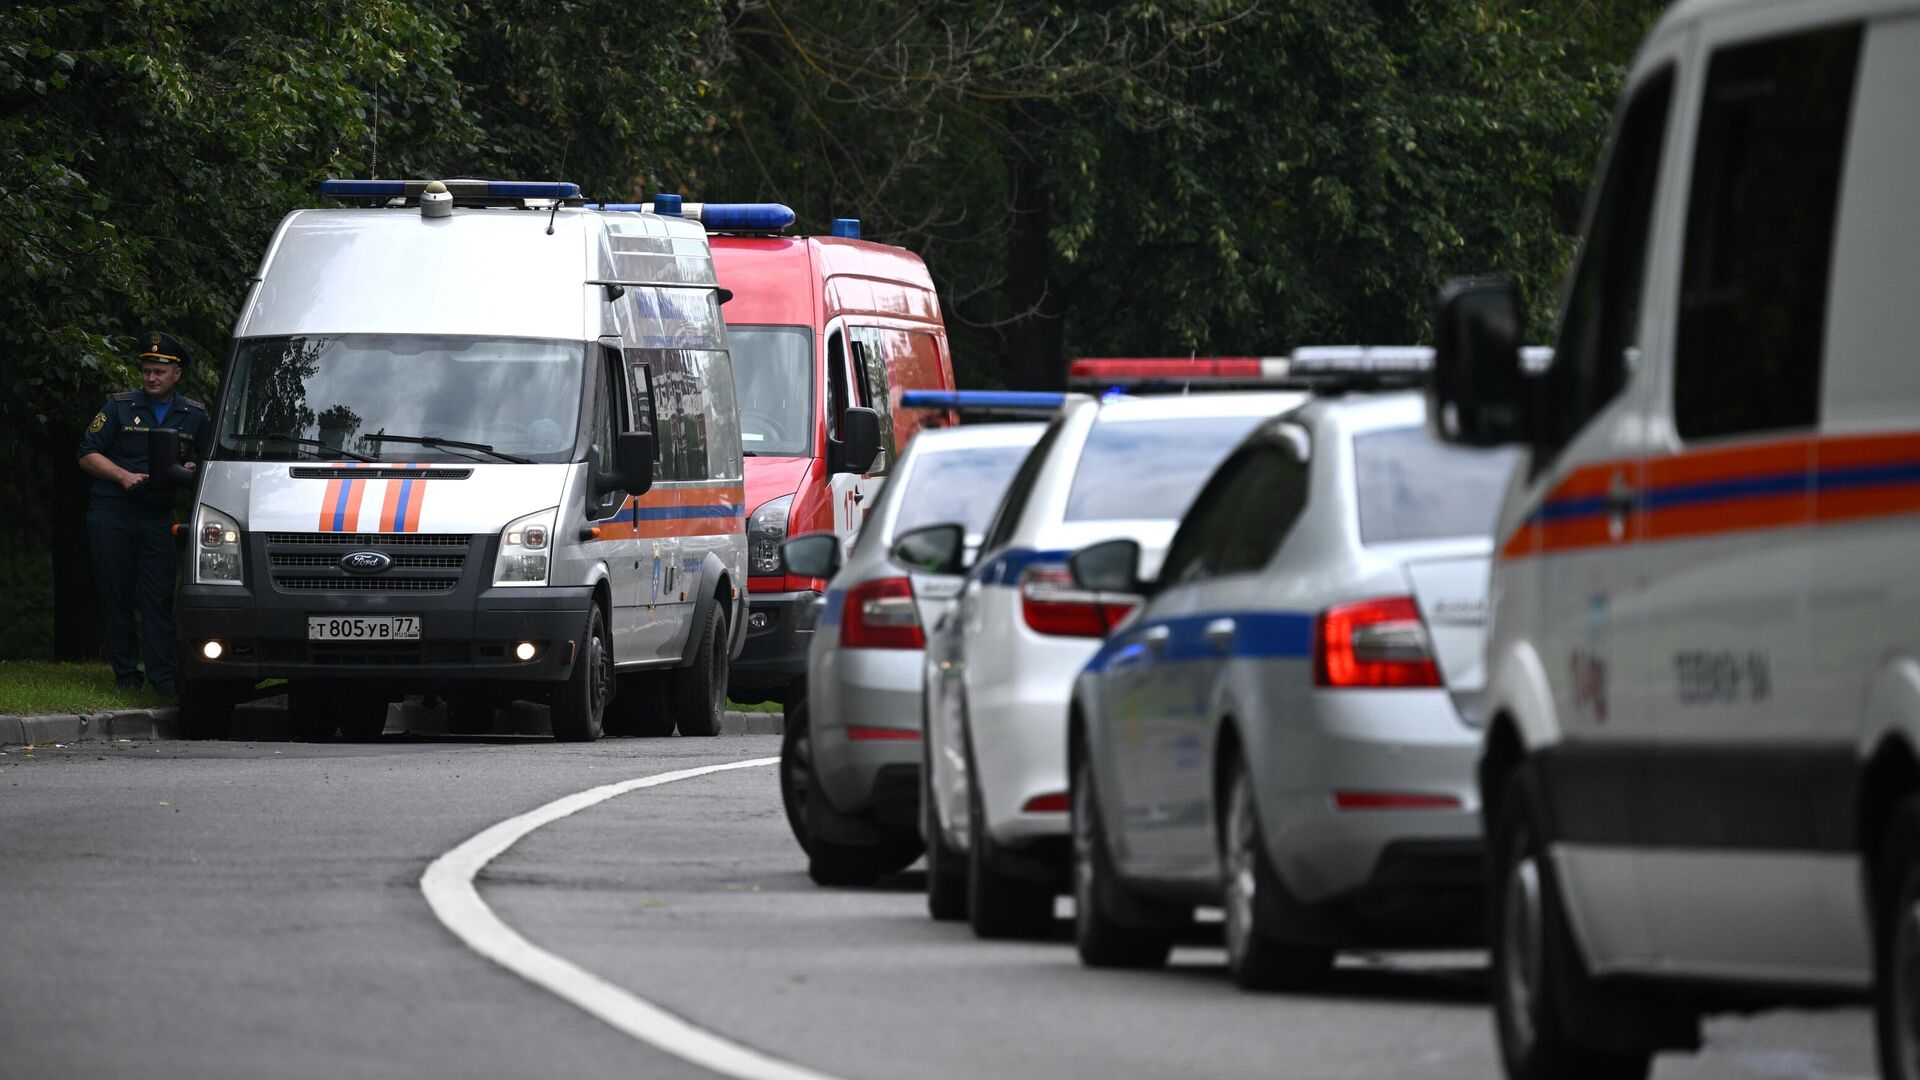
700 207 958 707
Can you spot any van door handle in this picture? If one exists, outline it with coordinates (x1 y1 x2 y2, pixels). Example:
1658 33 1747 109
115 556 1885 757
1606 472 1635 540
1204 618 1236 653
1142 625 1171 655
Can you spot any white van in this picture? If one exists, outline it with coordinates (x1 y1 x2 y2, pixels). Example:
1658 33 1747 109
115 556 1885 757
1430 3 1920 1077
163 179 746 743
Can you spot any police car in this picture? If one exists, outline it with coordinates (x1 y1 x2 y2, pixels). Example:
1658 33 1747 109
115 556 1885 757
1064 349 1523 982
1430 2 1920 1076
776 392 1054 886
910 368 1306 935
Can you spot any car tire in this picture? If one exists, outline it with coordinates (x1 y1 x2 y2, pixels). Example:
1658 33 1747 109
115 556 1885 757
965 743 1055 940
607 672 675 737
287 682 337 742
1491 768 1651 1080
671 602 727 738
924 730 968 922
1073 753 1176 968
551 605 610 742
176 678 235 740
1221 757 1333 991
337 694 391 742
779 696 815 854
1875 793 1920 1080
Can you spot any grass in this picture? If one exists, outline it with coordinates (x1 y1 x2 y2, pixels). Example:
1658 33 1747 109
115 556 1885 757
0 661 176 716
726 698 785 714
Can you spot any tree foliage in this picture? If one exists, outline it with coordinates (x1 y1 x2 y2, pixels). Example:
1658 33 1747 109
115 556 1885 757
3 0 1663 656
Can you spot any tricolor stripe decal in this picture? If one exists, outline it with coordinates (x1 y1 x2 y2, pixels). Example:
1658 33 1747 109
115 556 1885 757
1502 431 1920 560
318 478 370 532
380 476 428 532
595 483 747 539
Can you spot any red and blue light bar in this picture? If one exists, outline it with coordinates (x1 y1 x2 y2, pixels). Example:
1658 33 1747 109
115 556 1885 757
899 390 1066 414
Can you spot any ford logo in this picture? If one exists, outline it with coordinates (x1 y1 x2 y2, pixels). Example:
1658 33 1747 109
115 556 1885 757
339 551 392 575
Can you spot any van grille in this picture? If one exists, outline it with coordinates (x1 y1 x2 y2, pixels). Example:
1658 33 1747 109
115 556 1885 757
264 532 472 595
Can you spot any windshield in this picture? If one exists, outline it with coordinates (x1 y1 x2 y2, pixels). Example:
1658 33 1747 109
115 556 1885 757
1354 425 1523 544
894 444 1035 539
215 336 584 464
729 326 814 457
1064 413 1267 522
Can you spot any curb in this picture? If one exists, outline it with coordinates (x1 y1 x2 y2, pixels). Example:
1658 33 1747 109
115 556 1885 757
0 705 781 748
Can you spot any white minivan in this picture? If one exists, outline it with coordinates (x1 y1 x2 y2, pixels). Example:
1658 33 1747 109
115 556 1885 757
163 179 746 743
1430 3 1920 1078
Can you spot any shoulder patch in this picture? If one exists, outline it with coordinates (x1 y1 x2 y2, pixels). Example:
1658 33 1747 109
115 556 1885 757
110 391 138 402
178 395 207 411
89 412 107 434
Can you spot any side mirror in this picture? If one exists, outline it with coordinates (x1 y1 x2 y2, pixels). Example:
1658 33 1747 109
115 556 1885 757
600 431 654 499
1068 538 1144 596
890 522 966 576
1431 276 1528 447
781 531 841 580
144 427 198 490
836 406 882 475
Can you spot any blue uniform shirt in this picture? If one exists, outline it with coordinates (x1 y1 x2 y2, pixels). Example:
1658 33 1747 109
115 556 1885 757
78 391 213 512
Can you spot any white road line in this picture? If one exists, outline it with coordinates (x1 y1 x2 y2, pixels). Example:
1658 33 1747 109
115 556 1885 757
421 757 848 1080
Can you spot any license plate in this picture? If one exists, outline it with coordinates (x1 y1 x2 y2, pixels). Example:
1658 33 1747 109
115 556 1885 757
307 615 421 641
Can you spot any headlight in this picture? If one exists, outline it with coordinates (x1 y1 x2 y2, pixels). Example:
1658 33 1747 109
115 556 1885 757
749 495 793 576
494 507 558 586
193 504 244 585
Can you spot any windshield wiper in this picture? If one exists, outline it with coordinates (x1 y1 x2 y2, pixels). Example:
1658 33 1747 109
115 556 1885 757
363 433 532 465
229 433 375 462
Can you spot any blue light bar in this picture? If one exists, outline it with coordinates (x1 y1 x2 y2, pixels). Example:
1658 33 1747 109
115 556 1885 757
900 390 1065 414
700 203 796 231
486 181 579 199
653 193 683 217
831 218 861 239
320 180 407 197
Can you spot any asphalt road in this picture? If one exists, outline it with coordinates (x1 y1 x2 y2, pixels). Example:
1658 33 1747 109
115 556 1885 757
0 737 1878 1080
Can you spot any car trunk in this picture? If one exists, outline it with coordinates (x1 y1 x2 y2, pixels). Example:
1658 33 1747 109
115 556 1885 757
1390 539 1494 723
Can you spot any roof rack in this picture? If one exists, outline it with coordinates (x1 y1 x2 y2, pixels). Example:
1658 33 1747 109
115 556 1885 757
319 178 582 208
899 390 1066 416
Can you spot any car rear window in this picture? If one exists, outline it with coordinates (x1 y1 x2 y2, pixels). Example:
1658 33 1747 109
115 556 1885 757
1354 425 1522 544
1065 414 1266 522
894 444 1035 537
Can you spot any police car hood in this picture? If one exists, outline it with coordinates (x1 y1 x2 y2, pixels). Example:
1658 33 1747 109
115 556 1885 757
215 462 571 535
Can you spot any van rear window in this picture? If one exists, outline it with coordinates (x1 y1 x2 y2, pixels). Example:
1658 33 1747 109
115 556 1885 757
1064 414 1265 522
1354 425 1521 544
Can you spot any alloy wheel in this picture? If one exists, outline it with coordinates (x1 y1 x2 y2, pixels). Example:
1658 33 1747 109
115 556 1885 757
1501 846 1546 1058
1223 773 1258 967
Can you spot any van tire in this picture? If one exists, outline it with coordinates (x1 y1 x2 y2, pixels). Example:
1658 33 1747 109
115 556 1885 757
1491 768 1651 1080
1074 753 1178 968
1222 756 1332 990
1874 793 1920 1080
672 602 727 738
177 678 235 740
551 605 610 743
608 672 675 737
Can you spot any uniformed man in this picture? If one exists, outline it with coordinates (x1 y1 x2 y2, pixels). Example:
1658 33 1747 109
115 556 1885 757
76 332 214 692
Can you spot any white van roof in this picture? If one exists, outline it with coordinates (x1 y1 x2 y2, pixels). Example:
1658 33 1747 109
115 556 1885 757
238 207 711 342
1653 0 1920 41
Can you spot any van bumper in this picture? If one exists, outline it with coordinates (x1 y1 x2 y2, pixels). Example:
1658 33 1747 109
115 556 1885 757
727 589 818 701
175 583 591 684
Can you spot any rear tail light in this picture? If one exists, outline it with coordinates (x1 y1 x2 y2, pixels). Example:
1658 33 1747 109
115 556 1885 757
1314 596 1441 688
1019 564 1135 638
1334 791 1462 810
1022 792 1070 813
840 577 924 650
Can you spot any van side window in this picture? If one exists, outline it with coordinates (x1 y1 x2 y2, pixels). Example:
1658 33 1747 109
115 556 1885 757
826 330 849 445
1540 68 1674 465
589 350 622 519
850 329 895 475
979 416 1066 556
1674 25 1862 441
